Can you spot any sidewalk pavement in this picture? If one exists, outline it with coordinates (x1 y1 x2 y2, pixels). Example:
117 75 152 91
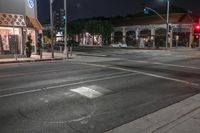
0 51 119 64
106 93 200 133
0 52 74 64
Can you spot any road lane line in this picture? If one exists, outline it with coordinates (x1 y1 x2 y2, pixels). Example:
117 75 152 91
81 63 200 87
43 73 137 90
0 68 74 78
0 65 99 78
0 71 126 93
0 89 42 98
0 73 137 98
110 66 199 87
127 59 200 70
68 115 91 123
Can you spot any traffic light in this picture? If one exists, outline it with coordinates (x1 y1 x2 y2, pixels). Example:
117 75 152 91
60 8 66 27
194 35 199 39
193 24 200 35
54 12 60 31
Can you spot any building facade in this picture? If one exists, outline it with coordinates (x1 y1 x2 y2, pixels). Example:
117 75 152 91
0 0 42 55
112 13 195 48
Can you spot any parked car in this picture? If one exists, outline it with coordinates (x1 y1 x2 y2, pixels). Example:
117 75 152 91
110 42 128 48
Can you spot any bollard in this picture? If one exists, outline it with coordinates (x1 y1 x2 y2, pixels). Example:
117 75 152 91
40 49 42 59
70 46 72 57
60 46 62 53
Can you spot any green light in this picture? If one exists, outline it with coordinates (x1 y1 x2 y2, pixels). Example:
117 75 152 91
63 16 67 20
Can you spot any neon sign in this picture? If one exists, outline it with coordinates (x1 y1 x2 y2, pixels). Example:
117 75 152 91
28 0 34 8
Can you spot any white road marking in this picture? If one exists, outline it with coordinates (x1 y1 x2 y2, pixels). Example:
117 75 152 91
70 85 111 99
71 87 103 99
128 59 200 70
0 71 126 93
111 66 199 86
0 73 136 98
0 68 72 78
88 85 112 94
40 98 44 100
42 73 137 90
68 115 91 123
0 89 42 98
81 63 200 87
44 100 49 103
1 61 199 99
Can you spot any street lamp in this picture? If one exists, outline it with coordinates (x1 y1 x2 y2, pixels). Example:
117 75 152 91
160 0 170 48
50 0 54 58
144 0 170 49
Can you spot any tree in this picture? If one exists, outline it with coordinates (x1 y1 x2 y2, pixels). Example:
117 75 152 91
85 20 113 45
100 21 113 45
37 33 42 55
85 20 101 35
68 21 84 37
67 19 113 45
26 35 33 57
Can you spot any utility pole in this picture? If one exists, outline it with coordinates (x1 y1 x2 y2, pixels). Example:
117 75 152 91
50 0 54 58
166 0 170 49
64 0 69 59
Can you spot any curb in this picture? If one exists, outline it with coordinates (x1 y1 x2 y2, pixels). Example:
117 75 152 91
76 53 109 57
0 58 64 64
105 94 200 133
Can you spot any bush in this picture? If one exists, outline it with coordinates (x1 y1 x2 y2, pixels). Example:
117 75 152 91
26 36 33 57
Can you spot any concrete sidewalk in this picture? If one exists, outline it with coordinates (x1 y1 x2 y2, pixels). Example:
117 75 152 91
0 52 74 64
106 93 200 133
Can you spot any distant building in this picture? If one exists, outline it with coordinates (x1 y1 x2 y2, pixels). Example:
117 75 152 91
0 0 43 55
112 13 196 48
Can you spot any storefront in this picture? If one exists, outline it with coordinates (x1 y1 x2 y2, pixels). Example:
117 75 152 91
112 13 195 48
0 0 43 55
0 13 26 54
80 33 103 46
0 13 42 55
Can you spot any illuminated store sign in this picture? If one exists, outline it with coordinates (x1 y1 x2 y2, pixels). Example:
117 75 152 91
28 0 34 8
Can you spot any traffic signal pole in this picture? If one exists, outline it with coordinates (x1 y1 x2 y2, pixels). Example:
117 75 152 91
144 0 170 49
50 0 54 58
166 0 170 49
64 0 69 59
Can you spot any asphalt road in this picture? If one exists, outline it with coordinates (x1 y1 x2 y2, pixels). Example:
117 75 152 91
0 48 200 133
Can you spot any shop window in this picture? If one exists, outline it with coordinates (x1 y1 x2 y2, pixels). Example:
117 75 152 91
0 27 21 53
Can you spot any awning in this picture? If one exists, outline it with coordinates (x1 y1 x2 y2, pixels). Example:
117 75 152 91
26 16 43 30
0 13 26 27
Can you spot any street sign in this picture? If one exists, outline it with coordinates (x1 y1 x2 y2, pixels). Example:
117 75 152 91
28 0 34 8
144 7 149 14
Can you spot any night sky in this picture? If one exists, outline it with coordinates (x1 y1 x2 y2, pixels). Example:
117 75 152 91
37 0 200 24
